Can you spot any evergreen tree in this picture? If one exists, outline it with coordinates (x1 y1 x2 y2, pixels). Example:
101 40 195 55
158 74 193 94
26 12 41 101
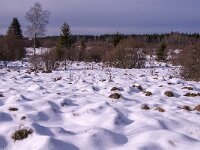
60 22 73 48
112 32 123 47
156 42 167 61
58 22 74 70
7 17 23 38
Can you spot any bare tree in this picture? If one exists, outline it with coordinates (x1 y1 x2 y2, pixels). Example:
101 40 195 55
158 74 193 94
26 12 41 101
25 2 50 56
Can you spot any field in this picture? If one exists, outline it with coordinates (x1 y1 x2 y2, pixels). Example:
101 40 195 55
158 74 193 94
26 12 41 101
0 61 200 150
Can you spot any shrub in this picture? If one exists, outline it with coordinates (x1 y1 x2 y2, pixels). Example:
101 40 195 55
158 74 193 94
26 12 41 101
105 39 146 69
41 48 57 71
156 42 167 61
0 35 25 62
178 43 200 81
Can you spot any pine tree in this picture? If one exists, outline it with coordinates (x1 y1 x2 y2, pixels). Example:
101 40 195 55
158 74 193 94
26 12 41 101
112 32 123 47
60 22 73 48
7 17 23 38
58 22 74 70
156 42 167 61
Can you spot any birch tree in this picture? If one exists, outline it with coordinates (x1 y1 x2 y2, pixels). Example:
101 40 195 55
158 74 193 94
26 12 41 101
25 2 50 55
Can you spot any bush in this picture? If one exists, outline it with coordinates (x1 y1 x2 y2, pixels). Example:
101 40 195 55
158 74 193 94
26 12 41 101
105 39 146 69
0 35 25 62
41 48 57 71
179 43 200 81
85 41 113 63
156 42 167 61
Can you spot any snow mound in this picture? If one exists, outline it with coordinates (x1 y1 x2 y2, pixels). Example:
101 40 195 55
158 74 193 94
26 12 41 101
0 61 200 150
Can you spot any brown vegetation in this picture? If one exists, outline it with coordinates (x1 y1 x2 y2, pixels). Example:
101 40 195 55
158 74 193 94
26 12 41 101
154 107 165 112
145 91 153 96
12 129 33 141
9 107 18 111
109 93 121 99
141 104 150 110
181 105 192 111
164 91 174 97
110 87 122 91
184 93 200 97
194 105 200 112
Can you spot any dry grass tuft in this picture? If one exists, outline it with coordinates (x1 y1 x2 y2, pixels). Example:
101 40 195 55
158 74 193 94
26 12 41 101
133 84 143 91
194 105 200 112
54 76 62 82
110 87 122 91
12 129 33 141
9 107 18 111
145 91 153 96
184 93 200 97
182 87 194 90
164 91 174 97
154 107 165 112
21 116 26 120
109 93 121 99
181 105 192 111
141 104 150 110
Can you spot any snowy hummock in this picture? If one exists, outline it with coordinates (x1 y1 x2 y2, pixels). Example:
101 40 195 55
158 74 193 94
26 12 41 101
0 62 200 150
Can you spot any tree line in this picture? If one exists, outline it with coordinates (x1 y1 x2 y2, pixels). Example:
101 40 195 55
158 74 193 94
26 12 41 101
0 2 200 81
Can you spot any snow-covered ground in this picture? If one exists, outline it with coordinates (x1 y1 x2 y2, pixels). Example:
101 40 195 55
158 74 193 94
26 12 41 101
0 62 200 150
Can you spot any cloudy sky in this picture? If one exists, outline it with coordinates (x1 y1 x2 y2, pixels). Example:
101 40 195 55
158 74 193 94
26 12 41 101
0 0 200 35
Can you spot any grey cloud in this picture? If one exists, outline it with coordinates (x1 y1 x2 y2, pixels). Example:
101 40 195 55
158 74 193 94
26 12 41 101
0 0 200 35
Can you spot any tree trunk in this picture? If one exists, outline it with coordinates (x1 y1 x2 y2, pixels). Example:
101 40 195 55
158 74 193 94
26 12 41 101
33 33 36 56
64 59 67 70
4 61 8 68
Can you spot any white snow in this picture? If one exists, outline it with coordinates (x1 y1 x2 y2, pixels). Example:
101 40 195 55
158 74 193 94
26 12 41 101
0 62 200 150
26 47 50 56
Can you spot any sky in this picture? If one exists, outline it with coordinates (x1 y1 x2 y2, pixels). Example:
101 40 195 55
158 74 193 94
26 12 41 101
0 0 200 35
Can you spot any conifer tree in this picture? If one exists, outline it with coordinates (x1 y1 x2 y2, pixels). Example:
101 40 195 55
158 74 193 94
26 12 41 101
60 22 73 49
156 42 167 61
112 32 123 47
7 17 23 38
59 22 74 70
